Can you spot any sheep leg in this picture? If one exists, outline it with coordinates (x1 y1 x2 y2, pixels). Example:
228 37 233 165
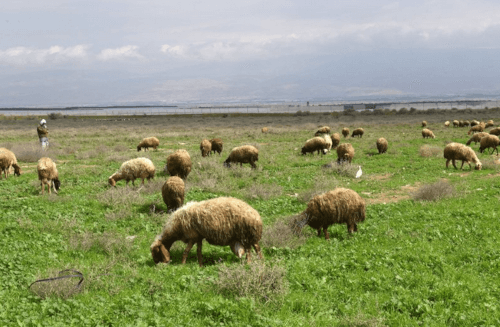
460 161 465 170
452 159 458 169
446 159 451 168
245 246 252 263
348 222 357 233
40 182 44 195
181 240 196 264
323 227 330 240
52 181 58 194
196 240 203 267
317 228 322 237
252 243 263 259
141 178 145 185
47 181 52 195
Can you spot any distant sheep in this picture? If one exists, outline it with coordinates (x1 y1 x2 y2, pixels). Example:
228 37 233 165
466 132 488 146
162 176 185 213
479 134 500 155
342 127 350 138
459 120 464 127
302 188 366 239
470 120 480 127
166 149 192 179
331 133 341 149
444 143 482 170
315 133 333 151
453 120 459 127
261 127 269 133
489 127 500 136
0 148 21 179
209 138 223 155
351 128 364 138
37 157 60 195
137 137 159 151
422 128 435 139
444 121 450 127
200 139 212 157
468 122 486 135
224 145 259 169
301 137 328 155
109 157 155 187
337 143 355 163
422 121 427 127
485 120 495 128
376 137 388 154
315 126 331 136
150 197 263 266
463 120 470 127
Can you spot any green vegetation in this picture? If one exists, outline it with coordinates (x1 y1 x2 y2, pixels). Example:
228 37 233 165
1 113 500 326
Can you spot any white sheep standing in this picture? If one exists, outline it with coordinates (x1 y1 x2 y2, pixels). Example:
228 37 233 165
37 157 60 195
0 148 22 179
443 143 482 170
108 157 155 186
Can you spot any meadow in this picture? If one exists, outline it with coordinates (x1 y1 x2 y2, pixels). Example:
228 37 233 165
1 109 500 326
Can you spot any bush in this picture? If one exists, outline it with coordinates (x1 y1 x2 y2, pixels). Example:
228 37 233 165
419 145 441 157
48 112 63 120
412 180 453 201
260 215 308 249
398 108 408 115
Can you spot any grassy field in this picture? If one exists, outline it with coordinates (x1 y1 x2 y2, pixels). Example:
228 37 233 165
1 110 500 326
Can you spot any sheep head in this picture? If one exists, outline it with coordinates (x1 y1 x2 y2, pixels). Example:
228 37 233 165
13 164 21 176
53 178 61 190
137 145 141 152
150 238 171 264
475 162 482 170
108 175 117 187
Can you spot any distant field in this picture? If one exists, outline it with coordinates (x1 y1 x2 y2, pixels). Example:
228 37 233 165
1 110 500 326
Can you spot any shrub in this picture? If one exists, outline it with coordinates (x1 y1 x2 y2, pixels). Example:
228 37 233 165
260 215 308 249
419 145 441 157
11 143 56 162
412 180 454 201
99 187 145 207
48 112 63 120
398 108 408 115
242 183 283 200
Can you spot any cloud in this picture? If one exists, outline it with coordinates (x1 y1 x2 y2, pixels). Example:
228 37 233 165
0 45 89 66
97 45 143 61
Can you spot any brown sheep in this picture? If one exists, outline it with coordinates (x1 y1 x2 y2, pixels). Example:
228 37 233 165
479 134 500 155
315 126 331 136
302 188 366 238
37 157 61 195
209 138 223 155
224 145 259 169
453 120 459 127
301 137 328 155
162 176 185 213
200 139 212 157
422 128 435 139
466 132 488 146
470 120 480 127
468 122 485 135
337 143 355 163
351 128 364 138
150 197 263 266
261 127 269 133
489 127 500 136
341 127 350 138
137 137 160 151
463 120 470 127
422 121 427 127
166 149 192 180
444 143 482 170
0 148 21 179
485 120 495 128
109 158 156 187
331 133 341 149
376 137 388 154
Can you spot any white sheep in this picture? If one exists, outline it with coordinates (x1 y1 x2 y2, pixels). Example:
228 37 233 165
444 143 482 170
37 157 60 195
422 128 435 139
0 148 22 179
108 157 155 186
479 134 500 155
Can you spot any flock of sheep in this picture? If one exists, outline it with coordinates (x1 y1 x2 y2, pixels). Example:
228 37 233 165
0 116 496 266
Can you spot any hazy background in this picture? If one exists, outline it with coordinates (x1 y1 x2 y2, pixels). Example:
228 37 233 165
1 0 500 107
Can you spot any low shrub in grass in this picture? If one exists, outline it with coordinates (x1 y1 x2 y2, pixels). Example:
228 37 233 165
260 215 308 249
99 186 146 207
412 180 454 201
419 145 442 157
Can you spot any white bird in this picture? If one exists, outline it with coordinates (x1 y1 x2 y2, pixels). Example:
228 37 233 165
355 166 362 179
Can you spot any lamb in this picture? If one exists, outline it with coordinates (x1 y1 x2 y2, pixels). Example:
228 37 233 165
224 145 259 169
422 121 427 127
150 197 263 266
453 120 459 127
301 188 366 239
489 127 500 136
331 133 341 149
301 137 328 155
166 149 192 179
342 127 350 138
209 138 223 155
37 157 60 195
485 120 495 128
479 134 500 155
0 148 21 179
108 157 155 187
351 128 364 138
443 143 482 170
422 128 435 139
200 139 212 157
468 122 485 135
376 137 388 154
466 132 488 146
137 137 160 151
314 126 331 136
444 121 450 127
162 176 185 213
337 143 355 163
261 127 269 133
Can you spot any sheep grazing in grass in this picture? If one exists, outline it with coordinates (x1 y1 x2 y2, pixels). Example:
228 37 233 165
150 197 263 266
459 120 465 127
209 138 223 155
479 134 500 155
489 127 500 136
422 121 427 127
137 137 159 151
468 122 486 135
470 120 480 127
301 137 328 155
302 188 366 239
342 127 350 138
351 128 364 138
166 149 192 180
453 120 459 127
224 145 259 169
261 127 269 133
376 137 388 154
485 120 495 128
200 139 212 157
0 148 21 179
109 157 155 187
422 128 435 139
444 121 450 127
331 133 341 149
466 132 488 146
162 176 185 213
444 143 482 170
37 157 60 195
337 143 355 163
463 120 470 127
315 126 331 136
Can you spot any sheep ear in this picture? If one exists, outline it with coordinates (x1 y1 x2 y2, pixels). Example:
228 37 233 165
151 242 170 264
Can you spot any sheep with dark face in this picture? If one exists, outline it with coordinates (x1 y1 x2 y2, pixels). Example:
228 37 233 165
453 120 459 127
315 126 331 136
331 133 341 149
301 137 328 155
351 128 364 138
200 139 212 157
109 158 155 187
422 121 427 127
209 138 223 155
444 143 482 170
162 176 185 213
468 122 486 135
166 149 192 180
479 134 500 155
489 127 500 136
37 157 61 195
337 143 355 163
376 137 388 154
137 137 160 151
224 145 259 169
0 148 21 179
342 127 350 138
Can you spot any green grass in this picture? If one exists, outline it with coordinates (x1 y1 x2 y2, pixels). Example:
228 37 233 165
1 114 500 326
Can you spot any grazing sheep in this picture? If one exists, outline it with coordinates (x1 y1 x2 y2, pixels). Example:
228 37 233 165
150 197 263 266
468 122 486 135
261 127 269 133
331 133 341 149
342 127 350 138
470 120 480 127
200 139 212 157
422 121 427 127
302 188 366 239
485 120 495 128
351 128 364 138
463 120 470 127
137 137 160 151
444 121 450 127
459 120 464 127
224 145 259 169
37 157 60 195
444 143 482 170
466 132 488 146
314 126 331 136
162 176 185 213
337 143 355 163
108 157 155 187
301 137 328 155
315 133 333 151
479 134 500 155
453 120 459 127
489 127 500 136
209 138 223 155
422 128 435 139
0 148 21 179
376 137 388 154
166 149 192 180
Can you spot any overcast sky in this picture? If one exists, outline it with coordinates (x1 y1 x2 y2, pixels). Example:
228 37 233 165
1 0 500 106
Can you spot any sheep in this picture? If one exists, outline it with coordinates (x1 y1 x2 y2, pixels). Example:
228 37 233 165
444 121 450 127
489 127 500 136
162 176 185 213
342 127 350 138
261 127 269 133
0 148 21 179
224 145 259 169
463 120 470 127
137 137 160 151
108 157 155 187
314 126 331 136
314 133 333 151
209 138 223 155
459 120 464 127
453 120 459 127
37 157 60 195
150 197 263 266
479 134 500 155
376 137 388 154
466 132 488 146
422 128 435 139
337 143 355 163
302 188 366 239
444 143 482 170
301 137 328 155
331 133 341 149
200 139 212 157
422 121 427 127
468 122 485 135
485 120 495 128
351 128 364 138
470 120 480 127
166 150 192 179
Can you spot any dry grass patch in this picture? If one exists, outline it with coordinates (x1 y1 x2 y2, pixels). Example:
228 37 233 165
11 143 58 162
242 183 283 200
260 215 309 249
68 231 133 255
412 180 454 201
419 145 442 157
99 187 146 207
